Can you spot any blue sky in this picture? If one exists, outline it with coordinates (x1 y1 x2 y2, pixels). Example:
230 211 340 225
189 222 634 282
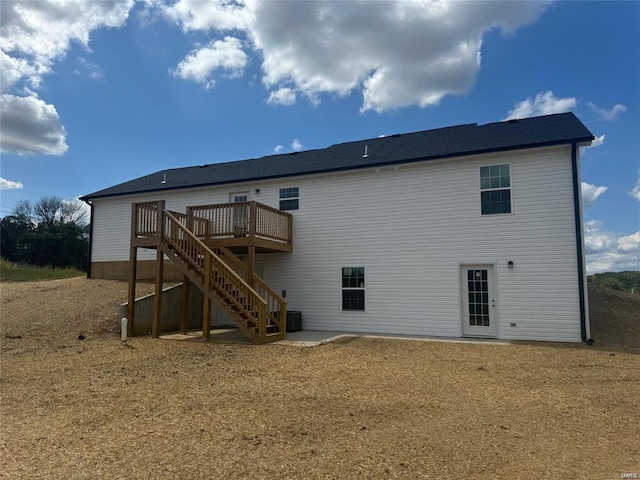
1 0 638 273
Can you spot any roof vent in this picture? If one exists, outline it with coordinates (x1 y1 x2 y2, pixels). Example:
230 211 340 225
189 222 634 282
289 151 298 156
161 173 167 184
391 133 402 138
362 145 369 158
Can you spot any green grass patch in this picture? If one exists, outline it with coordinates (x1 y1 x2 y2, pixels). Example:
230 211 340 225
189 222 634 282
0 258 85 282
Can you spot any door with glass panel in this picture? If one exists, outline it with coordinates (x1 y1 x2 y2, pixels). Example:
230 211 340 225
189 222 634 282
461 265 497 337
229 192 249 236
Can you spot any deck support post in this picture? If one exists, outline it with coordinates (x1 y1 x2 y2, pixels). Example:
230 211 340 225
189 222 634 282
247 201 257 287
152 247 163 338
186 207 194 234
203 253 211 341
247 245 256 288
127 246 137 337
127 203 139 337
151 204 165 339
203 296 211 341
180 275 190 334
287 213 293 250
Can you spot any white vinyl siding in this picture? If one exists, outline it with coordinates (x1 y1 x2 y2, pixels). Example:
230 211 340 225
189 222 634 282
90 144 582 342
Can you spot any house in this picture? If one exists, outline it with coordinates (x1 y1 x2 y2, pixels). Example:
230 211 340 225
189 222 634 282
80 112 595 344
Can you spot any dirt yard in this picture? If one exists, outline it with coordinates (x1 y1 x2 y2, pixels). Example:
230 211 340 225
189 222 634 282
1 277 639 479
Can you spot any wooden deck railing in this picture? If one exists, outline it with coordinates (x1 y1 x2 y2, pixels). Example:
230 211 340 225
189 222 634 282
167 210 187 225
134 201 162 237
135 201 292 247
187 201 292 245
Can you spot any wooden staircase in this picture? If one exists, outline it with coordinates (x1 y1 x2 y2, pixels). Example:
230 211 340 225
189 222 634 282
128 202 287 344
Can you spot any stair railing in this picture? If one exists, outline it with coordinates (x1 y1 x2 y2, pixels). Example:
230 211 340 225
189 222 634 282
211 246 286 334
162 210 268 335
252 276 286 333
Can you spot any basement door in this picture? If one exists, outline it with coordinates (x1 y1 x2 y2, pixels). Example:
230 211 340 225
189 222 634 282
461 265 498 338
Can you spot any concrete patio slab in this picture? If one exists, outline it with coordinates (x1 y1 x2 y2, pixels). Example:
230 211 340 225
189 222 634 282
276 331 510 347
158 328 511 347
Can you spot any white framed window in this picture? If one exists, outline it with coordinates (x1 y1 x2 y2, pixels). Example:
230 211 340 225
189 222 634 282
279 187 299 210
342 267 365 311
480 164 511 215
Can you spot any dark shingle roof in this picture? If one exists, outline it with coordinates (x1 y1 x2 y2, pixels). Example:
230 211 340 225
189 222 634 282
81 113 593 200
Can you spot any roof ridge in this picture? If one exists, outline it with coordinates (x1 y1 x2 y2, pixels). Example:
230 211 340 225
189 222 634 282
80 113 593 201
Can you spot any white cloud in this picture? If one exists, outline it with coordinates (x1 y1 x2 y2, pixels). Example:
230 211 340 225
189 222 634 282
0 50 43 91
172 37 248 88
589 134 605 148
0 94 68 155
618 232 640 253
588 102 627 121
0 177 24 190
274 144 283 154
267 87 296 106
505 91 577 120
581 182 607 207
0 1 134 156
291 139 304 152
584 220 640 273
629 172 640 202
161 1 549 112
0 0 133 90
257 2 548 113
162 0 252 32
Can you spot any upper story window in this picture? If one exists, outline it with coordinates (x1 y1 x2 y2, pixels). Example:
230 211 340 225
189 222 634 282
342 267 365 311
480 164 511 215
279 187 299 211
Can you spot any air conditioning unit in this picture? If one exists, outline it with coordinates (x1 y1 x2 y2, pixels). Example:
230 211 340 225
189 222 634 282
286 311 302 332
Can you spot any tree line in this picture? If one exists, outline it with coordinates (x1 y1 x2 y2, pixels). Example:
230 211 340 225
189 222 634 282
0 196 89 271
588 271 640 293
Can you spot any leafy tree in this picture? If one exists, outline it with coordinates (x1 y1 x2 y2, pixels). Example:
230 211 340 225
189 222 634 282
588 271 640 292
18 222 89 270
0 215 33 261
1 196 89 271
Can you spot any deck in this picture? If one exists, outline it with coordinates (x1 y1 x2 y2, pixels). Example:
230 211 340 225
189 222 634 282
132 200 293 253
127 200 291 344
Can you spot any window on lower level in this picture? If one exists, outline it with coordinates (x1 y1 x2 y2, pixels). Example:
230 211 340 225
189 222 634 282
279 187 299 210
342 267 365 311
480 164 512 215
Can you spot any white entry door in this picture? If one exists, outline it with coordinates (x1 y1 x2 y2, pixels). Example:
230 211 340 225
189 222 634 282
229 192 249 236
461 265 498 338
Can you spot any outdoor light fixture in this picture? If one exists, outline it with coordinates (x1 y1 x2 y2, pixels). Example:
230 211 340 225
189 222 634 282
508 261 514 269
253 189 260 194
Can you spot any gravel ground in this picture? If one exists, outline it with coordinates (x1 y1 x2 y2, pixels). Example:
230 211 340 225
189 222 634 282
1 277 639 479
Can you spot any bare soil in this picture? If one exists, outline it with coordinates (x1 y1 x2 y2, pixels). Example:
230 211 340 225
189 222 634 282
1 277 639 479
